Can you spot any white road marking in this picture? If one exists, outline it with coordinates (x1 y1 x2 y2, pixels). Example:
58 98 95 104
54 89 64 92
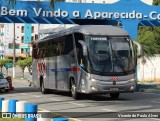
33 95 42 98
38 108 50 112
151 101 160 104
68 102 86 106
48 98 61 101
102 108 115 112
20 93 27 95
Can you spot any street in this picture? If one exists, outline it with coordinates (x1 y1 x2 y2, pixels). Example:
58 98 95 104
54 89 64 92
0 80 160 121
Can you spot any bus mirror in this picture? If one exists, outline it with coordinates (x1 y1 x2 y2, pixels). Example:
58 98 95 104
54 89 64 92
78 40 88 56
133 41 142 58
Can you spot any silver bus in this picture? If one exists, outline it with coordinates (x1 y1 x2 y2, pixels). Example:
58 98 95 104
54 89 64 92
32 25 142 99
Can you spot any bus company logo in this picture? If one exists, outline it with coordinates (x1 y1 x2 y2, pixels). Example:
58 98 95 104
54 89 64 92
37 60 46 78
111 77 118 81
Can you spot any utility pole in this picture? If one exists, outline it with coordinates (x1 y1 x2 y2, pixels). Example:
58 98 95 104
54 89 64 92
13 23 16 78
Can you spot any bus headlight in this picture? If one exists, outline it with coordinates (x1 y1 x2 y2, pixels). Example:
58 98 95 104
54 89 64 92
128 78 135 83
90 78 97 82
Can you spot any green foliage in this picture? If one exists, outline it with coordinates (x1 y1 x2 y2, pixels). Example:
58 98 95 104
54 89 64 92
24 57 32 67
17 59 28 78
153 0 160 5
4 58 13 63
137 26 160 57
0 59 5 68
24 57 32 74
0 58 13 72
17 60 27 70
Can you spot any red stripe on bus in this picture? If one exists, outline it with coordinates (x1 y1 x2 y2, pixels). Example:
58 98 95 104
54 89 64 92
71 68 80 72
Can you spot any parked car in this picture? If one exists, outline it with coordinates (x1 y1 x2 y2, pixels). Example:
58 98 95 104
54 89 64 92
0 73 9 92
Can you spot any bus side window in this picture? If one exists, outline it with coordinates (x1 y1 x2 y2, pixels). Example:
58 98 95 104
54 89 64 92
64 34 74 57
74 33 84 65
56 36 65 56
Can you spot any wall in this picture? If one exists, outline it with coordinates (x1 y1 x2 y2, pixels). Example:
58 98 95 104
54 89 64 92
137 54 160 81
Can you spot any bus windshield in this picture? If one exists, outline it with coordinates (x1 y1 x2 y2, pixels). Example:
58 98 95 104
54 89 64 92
84 36 135 74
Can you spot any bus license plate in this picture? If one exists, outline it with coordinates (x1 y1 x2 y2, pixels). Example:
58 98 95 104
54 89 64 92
110 88 118 91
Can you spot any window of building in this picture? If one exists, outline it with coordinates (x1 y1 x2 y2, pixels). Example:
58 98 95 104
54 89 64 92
21 49 24 54
32 26 34 33
35 34 38 40
21 26 24 33
21 36 24 43
31 36 34 41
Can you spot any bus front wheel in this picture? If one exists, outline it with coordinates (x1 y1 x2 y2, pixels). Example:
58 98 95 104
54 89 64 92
41 81 48 94
110 93 120 99
71 80 79 100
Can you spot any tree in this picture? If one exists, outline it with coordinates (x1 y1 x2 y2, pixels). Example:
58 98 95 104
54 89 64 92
153 0 160 5
17 60 27 78
24 57 32 75
0 59 13 73
137 26 160 57
136 2 160 57
0 59 5 72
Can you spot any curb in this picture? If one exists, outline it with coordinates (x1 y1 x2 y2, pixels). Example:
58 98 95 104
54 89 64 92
136 84 160 94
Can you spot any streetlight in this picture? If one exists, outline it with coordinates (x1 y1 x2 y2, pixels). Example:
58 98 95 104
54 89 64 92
13 23 16 78
0 24 4 59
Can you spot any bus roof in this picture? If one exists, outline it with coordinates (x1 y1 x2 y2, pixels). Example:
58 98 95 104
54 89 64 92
35 25 129 44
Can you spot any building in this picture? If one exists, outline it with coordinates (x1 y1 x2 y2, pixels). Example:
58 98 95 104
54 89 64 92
3 23 38 59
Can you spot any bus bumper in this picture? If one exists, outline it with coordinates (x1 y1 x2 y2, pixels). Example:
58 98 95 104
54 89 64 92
79 79 136 94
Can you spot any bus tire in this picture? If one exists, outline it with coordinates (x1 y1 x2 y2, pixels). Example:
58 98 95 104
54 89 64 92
5 89 9 92
71 80 79 100
40 80 48 94
110 93 120 99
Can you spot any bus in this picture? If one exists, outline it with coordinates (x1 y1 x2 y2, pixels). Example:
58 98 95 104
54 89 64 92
32 25 142 99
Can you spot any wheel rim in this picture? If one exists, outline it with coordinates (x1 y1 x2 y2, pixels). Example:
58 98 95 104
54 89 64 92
71 83 76 96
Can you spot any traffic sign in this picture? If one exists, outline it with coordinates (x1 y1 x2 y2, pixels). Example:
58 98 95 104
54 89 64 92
5 63 13 68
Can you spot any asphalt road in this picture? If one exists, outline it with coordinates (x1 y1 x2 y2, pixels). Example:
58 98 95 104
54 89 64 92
0 80 160 121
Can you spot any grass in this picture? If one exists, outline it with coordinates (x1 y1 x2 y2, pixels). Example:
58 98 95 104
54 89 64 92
138 80 156 84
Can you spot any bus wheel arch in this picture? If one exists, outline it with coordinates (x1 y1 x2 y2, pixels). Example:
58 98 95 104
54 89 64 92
70 77 80 100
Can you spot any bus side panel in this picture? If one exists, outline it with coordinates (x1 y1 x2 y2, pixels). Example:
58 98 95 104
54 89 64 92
48 56 56 90
43 58 50 89
32 58 39 88
57 55 72 91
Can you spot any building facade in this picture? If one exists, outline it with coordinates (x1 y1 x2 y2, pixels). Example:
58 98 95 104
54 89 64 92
3 23 38 59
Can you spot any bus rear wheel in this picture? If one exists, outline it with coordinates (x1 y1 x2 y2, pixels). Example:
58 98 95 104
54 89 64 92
71 80 79 100
110 93 120 99
41 81 48 94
